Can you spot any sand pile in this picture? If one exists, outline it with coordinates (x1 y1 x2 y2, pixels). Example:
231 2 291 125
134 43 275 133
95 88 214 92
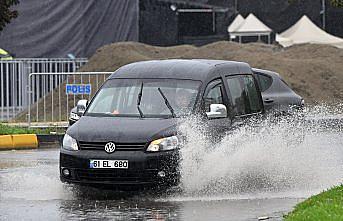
81 41 343 103
16 41 343 122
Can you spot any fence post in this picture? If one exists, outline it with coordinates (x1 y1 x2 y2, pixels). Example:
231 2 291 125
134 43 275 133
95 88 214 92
1 59 89 123
27 81 31 126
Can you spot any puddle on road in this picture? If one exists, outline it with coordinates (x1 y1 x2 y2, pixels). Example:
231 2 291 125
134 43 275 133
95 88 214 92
0 105 342 220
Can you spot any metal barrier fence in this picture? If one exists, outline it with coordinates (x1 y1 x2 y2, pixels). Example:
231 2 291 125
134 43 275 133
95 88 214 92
28 72 112 125
0 58 87 122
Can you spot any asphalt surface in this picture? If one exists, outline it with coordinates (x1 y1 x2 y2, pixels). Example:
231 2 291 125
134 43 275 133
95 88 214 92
1 127 342 221
0 149 303 221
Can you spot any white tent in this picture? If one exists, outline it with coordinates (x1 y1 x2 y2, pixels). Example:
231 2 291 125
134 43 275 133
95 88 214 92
229 13 273 44
227 14 245 33
276 15 343 49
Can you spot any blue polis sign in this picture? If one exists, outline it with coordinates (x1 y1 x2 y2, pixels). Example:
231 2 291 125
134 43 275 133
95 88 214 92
66 84 91 95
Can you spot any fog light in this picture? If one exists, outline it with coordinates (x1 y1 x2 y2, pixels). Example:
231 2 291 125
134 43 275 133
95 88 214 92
62 168 71 177
157 171 166 178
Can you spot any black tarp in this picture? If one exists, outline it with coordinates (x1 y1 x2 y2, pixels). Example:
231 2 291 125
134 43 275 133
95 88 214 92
0 0 139 58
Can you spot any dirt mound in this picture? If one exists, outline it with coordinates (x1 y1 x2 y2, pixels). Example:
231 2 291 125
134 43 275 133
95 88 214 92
81 41 343 103
16 41 343 122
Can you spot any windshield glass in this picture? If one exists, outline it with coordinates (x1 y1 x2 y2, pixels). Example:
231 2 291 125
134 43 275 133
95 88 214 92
86 78 201 118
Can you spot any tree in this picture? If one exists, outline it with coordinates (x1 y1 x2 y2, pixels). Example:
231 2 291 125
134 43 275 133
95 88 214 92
0 0 20 32
330 0 343 7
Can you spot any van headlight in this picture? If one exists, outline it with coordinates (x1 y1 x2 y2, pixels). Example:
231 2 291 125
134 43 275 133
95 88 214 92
146 136 179 152
62 134 79 151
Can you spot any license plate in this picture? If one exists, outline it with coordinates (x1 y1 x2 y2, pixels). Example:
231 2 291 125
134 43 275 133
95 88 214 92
90 160 128 169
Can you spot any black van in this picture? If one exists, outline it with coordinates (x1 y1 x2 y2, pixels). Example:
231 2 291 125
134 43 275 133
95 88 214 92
60 59 264 187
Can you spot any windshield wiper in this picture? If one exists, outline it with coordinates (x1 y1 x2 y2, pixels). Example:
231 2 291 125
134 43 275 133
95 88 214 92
137 82 144 118
157 88 176 118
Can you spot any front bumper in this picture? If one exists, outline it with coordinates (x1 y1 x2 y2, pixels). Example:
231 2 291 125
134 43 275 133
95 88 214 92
59 148 180 188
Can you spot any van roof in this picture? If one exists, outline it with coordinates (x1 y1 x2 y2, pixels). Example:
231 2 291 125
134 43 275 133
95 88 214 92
109 59 250 81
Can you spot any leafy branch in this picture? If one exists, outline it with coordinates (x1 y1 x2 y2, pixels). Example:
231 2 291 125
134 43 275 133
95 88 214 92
0 0 20 32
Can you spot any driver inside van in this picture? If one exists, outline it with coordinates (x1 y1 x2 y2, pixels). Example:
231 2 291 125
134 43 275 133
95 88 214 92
173 89 193 115
110 88 194 116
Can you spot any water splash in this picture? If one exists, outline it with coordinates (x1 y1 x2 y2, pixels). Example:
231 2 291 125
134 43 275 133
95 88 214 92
177 105 343 198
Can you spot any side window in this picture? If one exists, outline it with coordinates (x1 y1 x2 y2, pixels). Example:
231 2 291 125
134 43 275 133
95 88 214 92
204 79 224 112
243 75 262 113
226 76 246 115
226 75 262 116
255 73 272 92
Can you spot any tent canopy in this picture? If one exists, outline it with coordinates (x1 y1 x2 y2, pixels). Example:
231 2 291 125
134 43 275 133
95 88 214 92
227 14 244 33
276 15 343 48
229 13 272 36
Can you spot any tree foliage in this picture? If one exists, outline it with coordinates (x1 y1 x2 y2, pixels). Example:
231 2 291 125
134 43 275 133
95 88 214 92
330 0 343 7
0 0 19 32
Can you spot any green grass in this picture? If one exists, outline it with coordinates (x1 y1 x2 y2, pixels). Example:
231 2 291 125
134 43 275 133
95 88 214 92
0 123 58 135
285 185 343 221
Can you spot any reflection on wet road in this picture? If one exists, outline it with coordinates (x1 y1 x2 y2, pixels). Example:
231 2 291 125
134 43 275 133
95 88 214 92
0 149 302 221
1 124 342 220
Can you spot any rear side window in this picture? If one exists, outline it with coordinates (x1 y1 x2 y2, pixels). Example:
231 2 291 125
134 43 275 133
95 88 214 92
243 75 262 113
255 73 272 92
226 76 246 115
226 75 262 116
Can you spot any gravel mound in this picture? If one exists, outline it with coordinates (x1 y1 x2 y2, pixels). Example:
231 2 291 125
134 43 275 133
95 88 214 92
16 41 343 122
81 41 343 103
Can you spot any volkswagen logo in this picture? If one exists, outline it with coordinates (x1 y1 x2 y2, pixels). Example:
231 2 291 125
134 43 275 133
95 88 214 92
104 142 116 153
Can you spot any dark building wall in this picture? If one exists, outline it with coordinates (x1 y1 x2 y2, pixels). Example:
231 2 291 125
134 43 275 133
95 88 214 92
212 0 343 37
215 9 233 36
327 4 343 37
139 0 234 46
139 0 179 46
236 0 322 33
167 0 343 38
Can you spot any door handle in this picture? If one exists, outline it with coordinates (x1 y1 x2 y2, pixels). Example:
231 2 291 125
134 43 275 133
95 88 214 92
264 98 274 104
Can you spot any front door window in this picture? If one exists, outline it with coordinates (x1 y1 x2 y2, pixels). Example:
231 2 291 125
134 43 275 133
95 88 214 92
204 79 225 112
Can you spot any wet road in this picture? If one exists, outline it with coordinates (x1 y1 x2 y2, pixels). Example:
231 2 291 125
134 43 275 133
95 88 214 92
0 149 306 221
1 125 342 220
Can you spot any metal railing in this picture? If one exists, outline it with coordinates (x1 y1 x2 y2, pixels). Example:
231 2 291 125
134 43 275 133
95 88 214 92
0 58 87 122
27 72 113 125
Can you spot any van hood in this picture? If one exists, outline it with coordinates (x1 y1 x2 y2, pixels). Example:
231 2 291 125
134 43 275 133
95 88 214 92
67 116 178 143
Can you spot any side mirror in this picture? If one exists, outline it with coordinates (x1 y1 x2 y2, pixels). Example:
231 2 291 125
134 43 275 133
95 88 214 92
76 99 88 116
206 104 227 119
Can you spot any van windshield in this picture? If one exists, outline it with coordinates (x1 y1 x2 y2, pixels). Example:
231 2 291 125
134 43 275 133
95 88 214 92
86 78 201 118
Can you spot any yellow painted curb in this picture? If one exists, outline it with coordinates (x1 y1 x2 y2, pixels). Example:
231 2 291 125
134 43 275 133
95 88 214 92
0 135 13 149
0 134 38 150
12 134 38 149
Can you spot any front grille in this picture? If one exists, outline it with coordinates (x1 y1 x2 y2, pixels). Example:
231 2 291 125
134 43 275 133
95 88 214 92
78 141 146 151
60 154 88 168
75 169 157 183
60 154 79 167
